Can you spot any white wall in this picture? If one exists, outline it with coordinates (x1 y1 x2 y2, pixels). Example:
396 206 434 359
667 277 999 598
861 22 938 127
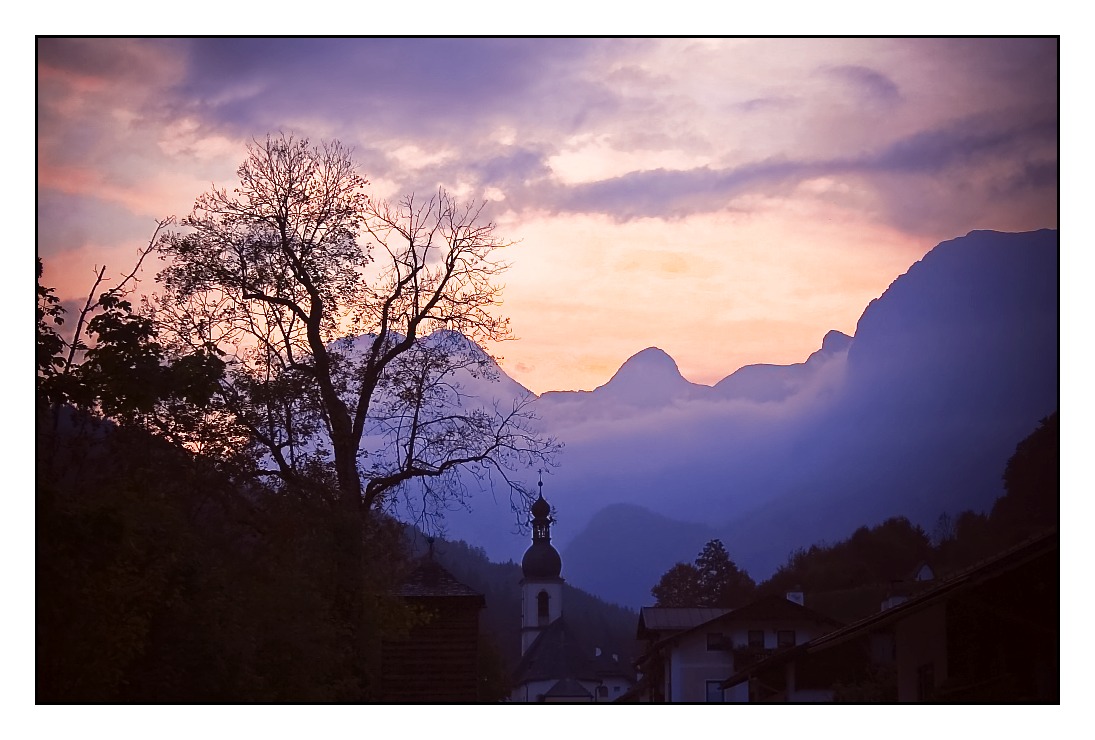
520 579 563 655
668 634 735 702
664 618 829 702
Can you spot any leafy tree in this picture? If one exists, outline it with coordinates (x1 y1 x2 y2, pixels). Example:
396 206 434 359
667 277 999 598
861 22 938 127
695 538 757 607
36 257 66 402
760 516 932 603
931 511 956 548
652 539 756 608
994 411 1058 540
36 229 234 467
38 240 419 701
651 562 703 607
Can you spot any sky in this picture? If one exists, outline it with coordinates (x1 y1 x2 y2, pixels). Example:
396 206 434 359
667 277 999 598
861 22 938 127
36 37 1059 394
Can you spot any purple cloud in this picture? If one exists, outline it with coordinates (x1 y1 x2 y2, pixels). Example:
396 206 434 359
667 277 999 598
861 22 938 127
824 64 902 105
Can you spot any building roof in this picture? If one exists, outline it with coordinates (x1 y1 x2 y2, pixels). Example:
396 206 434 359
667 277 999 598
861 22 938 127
398 556 485 601
719 528 1059 689
637 607 731 638
522 541 562 580
523 487 563 580
514 617 631 685
543 677 594 699
714 593 841 626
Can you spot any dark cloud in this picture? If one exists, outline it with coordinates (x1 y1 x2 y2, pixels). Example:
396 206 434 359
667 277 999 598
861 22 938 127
171 38 598 139
471 146 553 185
856 113 1058 236
38 38 1058 263
546 159 813 220
907 37 1058 107
865 113 1057 175
502 109 1057 232
824 64 902 105
37 190 153 261
734 96 796 113
37 38 185 82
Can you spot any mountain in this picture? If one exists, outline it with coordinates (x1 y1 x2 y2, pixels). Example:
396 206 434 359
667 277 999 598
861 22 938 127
537 346 711 425
713 330 852 403
714 228 1059 571
559 504 720 608
390 229 1058 610
594 347 709 405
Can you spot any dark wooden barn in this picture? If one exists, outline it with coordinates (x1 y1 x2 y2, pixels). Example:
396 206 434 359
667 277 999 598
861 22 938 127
379 552 486 703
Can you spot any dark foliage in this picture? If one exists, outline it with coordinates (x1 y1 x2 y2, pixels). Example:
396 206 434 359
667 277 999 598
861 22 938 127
36 405 416 702
996 412 1059 540
761 516 932 600
644 414 1059 626
36 262 416 701
650 563 703 608
651 538 756 608
747 413 1058 622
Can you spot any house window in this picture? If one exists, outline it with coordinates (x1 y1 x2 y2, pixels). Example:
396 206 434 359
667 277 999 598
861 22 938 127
707 632 730 651
917 662 935 701
706 680 725 703
748 630 765 648
537 590 549 624
596 685 608 699
777 630 795 648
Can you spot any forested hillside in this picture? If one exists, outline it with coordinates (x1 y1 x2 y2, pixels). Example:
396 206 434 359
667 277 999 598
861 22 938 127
648 412 1060 624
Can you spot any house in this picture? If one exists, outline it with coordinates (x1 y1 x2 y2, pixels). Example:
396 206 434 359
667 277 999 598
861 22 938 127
633 593 840 702
510 478 635 702
721 529 1059 702
379 544 486 702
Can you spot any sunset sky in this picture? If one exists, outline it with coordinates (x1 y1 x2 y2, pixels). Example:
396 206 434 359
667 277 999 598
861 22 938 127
36 37 1058 394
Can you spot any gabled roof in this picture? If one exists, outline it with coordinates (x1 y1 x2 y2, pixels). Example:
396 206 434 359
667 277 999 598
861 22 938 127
719 528 1059 689
713 594 841 627
398 557 485 601
514 617 632 685
543 677 594 699
637 607 730 638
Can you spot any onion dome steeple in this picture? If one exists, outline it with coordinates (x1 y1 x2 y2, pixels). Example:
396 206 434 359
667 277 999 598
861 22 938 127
521 471 562 580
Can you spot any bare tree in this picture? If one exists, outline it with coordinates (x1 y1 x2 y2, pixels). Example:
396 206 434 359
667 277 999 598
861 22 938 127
154 134 555 521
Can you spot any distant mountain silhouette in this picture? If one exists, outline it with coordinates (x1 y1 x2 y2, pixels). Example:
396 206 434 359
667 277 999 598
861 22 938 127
716 229 1059 575
559 503 721 608
713 330 853 403
400 229 1058 609
539 346 710 421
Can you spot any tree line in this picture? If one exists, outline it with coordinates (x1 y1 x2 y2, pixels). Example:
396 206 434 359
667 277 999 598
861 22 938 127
651 411 1058 622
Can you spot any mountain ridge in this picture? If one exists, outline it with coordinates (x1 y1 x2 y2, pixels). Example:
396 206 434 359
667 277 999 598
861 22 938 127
375 229 1057 609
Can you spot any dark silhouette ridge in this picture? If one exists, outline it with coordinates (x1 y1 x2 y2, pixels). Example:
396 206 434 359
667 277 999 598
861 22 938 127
536 229 1058 607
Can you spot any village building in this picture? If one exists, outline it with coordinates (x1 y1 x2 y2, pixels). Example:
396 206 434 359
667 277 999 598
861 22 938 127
630 593 840 702
720 529 1059 702
379 543 486 702
510 479 635 702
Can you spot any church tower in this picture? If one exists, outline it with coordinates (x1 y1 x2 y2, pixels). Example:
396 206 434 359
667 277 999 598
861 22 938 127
520 473 563 655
